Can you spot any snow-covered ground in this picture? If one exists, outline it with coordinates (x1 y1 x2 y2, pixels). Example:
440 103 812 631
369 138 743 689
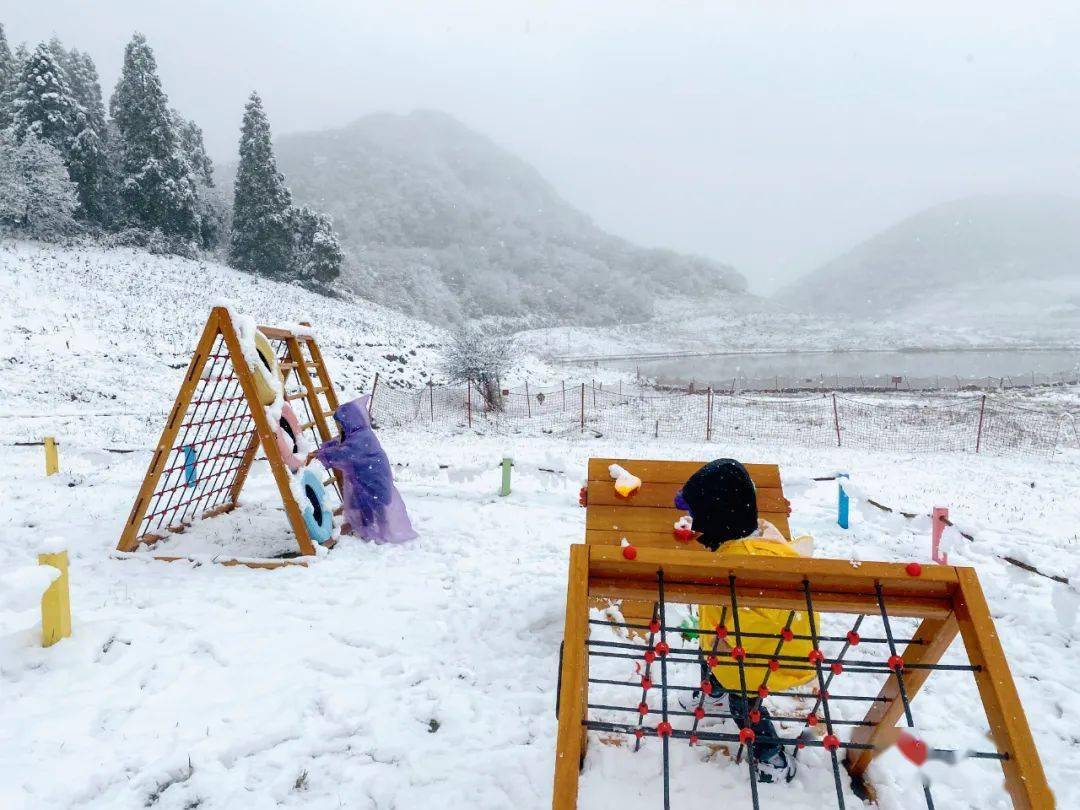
3 241 1079 809
2 430 1079 809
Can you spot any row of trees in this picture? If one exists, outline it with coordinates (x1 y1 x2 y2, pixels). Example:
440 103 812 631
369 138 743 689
0 24 341 285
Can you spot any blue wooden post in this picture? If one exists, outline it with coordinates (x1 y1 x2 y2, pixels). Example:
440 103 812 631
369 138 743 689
837 473 850 529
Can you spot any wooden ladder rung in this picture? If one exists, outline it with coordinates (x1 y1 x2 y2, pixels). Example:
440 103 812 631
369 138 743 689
298 420 317 431
280 361 298 371
284 390 308 401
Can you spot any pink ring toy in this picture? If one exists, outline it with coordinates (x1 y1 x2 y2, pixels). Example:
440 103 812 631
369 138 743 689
275 403 305 471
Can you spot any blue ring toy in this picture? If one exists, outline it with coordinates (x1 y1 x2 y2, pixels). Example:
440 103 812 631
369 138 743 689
300 468 334 545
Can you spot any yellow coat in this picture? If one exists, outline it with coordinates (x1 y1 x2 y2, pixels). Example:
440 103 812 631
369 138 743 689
697 526 819 693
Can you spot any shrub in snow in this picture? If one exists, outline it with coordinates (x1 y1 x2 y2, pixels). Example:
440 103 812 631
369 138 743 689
0 131 78 239
289 205 343 285
441 327 519 410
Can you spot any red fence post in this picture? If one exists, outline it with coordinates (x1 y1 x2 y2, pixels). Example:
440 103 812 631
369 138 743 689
706 386 713 441
832 393 842 447
976 394 986 453
466 379 472 428
580 383 586 433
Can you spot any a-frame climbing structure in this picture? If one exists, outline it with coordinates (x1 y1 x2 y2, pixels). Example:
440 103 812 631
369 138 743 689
117 306 344 564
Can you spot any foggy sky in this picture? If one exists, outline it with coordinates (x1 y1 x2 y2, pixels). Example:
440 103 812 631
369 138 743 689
7 1 1080 293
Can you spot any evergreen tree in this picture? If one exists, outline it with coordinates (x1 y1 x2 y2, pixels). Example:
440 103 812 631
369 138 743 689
62 48 114 226
0 131 77 239
230 91 293 276
10 43 76 153
173 111 214 186
0 24 15 128
109 33 199 239
289 205 343 283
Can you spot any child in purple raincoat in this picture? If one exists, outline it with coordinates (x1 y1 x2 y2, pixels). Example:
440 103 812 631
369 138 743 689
307 395 417 543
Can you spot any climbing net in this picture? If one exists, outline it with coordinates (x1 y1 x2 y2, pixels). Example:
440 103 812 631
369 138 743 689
555 547 1049 809
125 329 340 550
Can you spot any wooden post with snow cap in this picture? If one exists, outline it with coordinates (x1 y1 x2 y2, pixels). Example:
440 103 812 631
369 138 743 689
932 507 949 564
44 436 59 476
38 543 71 648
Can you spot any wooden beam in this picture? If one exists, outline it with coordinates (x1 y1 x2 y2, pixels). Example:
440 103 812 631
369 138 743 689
954 568 1054 809
587 458 782 487
846 613 959 775
586 480 789 513
553 544 590 810
117 309 222 552
220 310 317 556
589 578 952 619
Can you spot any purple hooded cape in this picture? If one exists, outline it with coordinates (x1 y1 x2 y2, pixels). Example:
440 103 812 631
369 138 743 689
316 395 417 543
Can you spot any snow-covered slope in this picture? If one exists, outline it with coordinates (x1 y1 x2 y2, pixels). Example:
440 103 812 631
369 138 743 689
0 240 455 445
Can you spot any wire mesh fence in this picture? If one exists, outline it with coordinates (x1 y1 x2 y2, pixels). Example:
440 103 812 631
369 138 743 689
370 380 1078 456
652 369 1080 394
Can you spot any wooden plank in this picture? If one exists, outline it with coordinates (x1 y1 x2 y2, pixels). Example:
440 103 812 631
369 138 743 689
953 568 1053 810
221 310 317 557
587 546 959 600
587 504 792 535
586 480 789 513
846 613 959 775
588 458 781 488
589 578 952 619
553 544 590 810
117 308 222 552
145 555 309 569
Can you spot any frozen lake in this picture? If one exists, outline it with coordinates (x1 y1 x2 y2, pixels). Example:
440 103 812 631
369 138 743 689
594 347 1080 389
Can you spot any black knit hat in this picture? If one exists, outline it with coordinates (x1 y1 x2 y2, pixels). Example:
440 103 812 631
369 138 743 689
681 459 758 551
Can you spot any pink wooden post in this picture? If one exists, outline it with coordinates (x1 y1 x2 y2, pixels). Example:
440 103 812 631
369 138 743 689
932 507 949 564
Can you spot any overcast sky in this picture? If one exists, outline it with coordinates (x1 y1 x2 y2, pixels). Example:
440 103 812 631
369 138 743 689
7 1 1080 292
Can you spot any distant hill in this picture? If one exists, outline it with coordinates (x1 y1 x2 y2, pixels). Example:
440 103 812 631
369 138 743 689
781 195 1080 332
269 110 745 326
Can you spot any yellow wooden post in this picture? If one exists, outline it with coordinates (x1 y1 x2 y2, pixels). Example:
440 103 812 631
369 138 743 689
44 436 59 475
38 550 72 647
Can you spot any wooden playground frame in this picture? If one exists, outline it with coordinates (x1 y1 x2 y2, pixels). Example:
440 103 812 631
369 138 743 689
116 306 342 566
553 544 1053 809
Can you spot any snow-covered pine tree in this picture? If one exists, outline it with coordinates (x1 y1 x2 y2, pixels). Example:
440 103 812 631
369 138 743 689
230 91 293 277
0 131 77 239
10 43 76 153
289 206 344 284
173 113 214 187
0 24 16 128
63 49 115 226
109 33 200 240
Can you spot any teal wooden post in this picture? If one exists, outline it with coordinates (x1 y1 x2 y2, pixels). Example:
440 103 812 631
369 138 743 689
837 473 850 529
500 457 513 497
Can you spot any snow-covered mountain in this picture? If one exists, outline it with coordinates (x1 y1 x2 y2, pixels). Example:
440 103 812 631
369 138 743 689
778 194 1080 343
265 110 745 327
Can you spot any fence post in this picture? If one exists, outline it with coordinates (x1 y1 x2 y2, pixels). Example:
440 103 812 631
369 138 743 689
39 549 71 647
580 383 586 433
44 436 59 476
562 380 566 411
706 386 713 441
932 507 949 564
837 473 850 529
832 394 842 447
466 379 472 428
428 380 434 423
525 381 532 418
500 457 513 497
368 372 380 416
976 394 986 453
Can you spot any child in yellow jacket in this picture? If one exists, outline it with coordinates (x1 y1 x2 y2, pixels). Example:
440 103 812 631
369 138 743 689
677 458 817 784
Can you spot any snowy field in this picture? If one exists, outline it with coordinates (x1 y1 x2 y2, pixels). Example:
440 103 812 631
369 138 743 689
3 426 1079 810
